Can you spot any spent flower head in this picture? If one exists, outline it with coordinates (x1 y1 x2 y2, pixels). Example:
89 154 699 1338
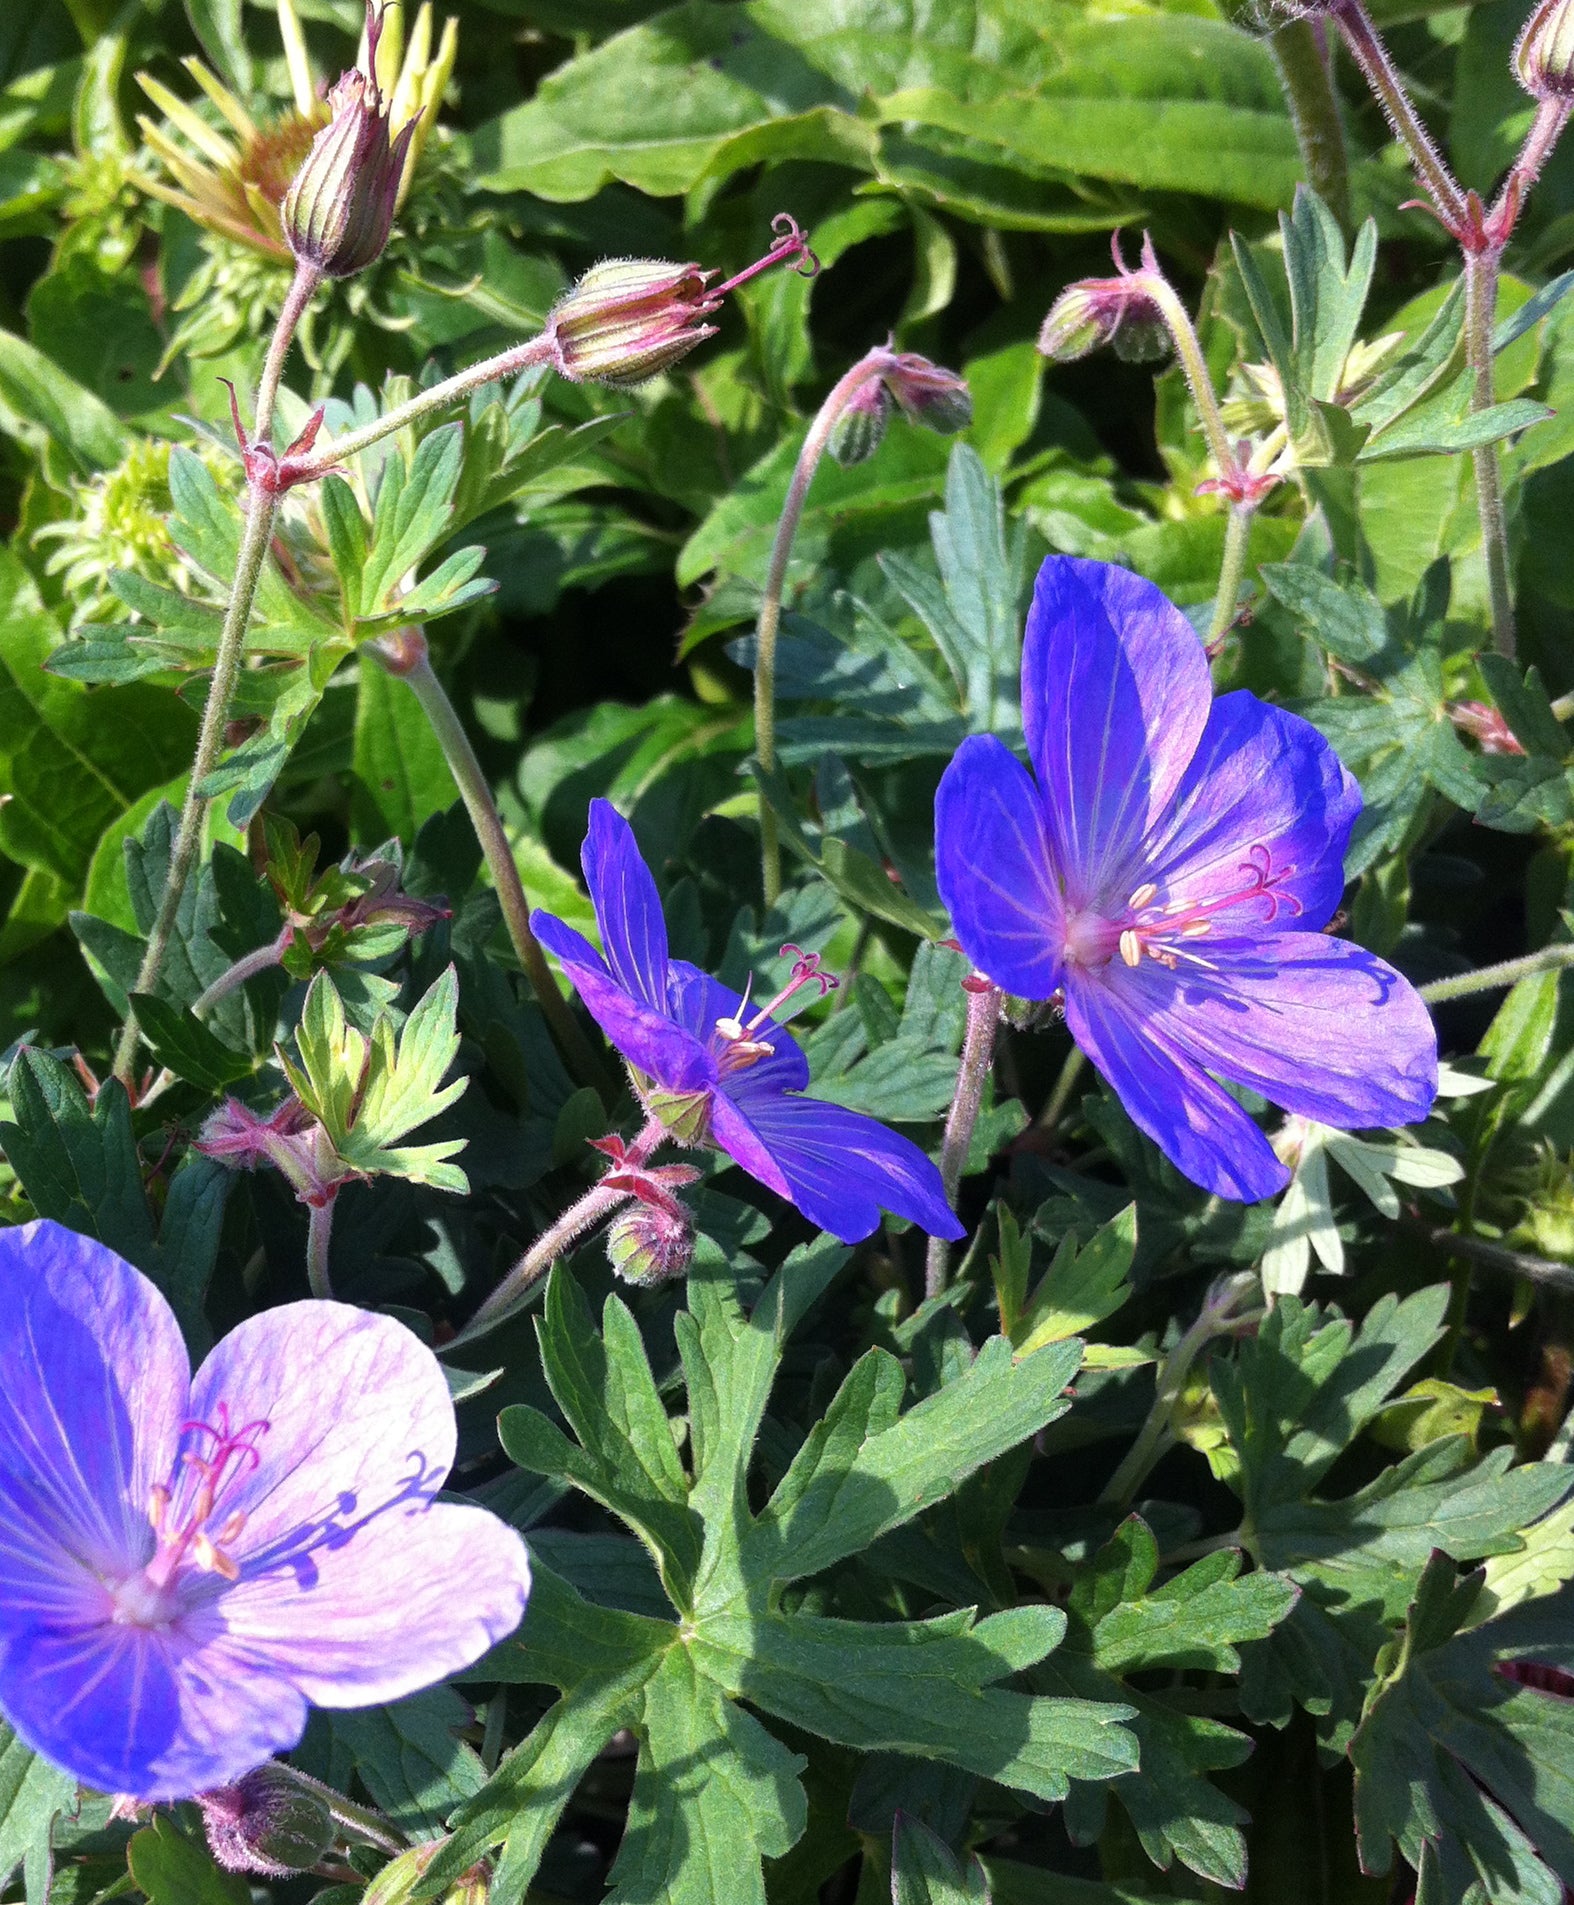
934 556 1438 1202
532 803 964 1244
0 1219 530 1798
1038 236 1171 365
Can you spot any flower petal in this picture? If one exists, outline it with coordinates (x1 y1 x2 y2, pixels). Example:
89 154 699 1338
1063 973 1288 1201
188 1303 456 1566
534 909 712 1093
211 1501 529 1707
935 733 1064 1000
0 1222 187 1583
668 959 810 1093
715 1092 964 1242
0 1614 307 1802
583 799 671 1011
1112 933 1438 1132
1022 558 1212 906
1143 694 1361 934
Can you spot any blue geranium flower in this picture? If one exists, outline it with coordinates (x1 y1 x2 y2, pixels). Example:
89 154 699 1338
532 802 964 1244
935 556 1437 1202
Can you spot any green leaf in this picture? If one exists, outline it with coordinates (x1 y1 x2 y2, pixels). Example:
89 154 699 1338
127 1822 249 1905
129 993 254 1094
1351 1557 1574 1904
1013 1206 1136 1355
359 425 466 619
892 1813 991 1905
0 321 128 473
0 1721 76 1905
352 663 462 843
316 1689 485 1840
0 1050 154 1267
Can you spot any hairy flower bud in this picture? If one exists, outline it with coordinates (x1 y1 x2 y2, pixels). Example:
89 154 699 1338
281 3 419 278
197 1766 334 1877
829 379 893 466
829 351 971 466
607 1199 695 1286
1039 278 1168 365
1517 0 1574 96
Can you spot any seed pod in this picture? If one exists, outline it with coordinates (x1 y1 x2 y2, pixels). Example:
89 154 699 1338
546 259 722 387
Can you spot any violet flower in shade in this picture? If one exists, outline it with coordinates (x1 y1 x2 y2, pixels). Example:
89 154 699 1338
530 801 963 1245
934 556 1437 1203
0 1219 531 1800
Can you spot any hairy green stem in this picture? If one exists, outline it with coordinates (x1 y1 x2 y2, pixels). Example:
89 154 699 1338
1464 248 1516 659
1141 276 1237 485
1330 1 1466 230
449 1114 667 1346
1099 1274 1260 1509
925 980 1002 1301
285 1769 408 1854
1270 18 1350 230
255 260 322 447
294 333 557 480
755 350 893 903
111 485 281 1084
371 631 607 1094
191 930 291 1018
1420 1221 1574 1294
1209 503 1255 645
1036 1043 1087 1138
306 1196 336 1301
1419 941 1574 1004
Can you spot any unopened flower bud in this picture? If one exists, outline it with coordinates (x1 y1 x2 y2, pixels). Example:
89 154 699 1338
607 1199 695 1285
281 2 419 279
1517 0 1574 96
197 1765 334 1877
883 353 972 434
1038 248 1170 367
829 380 893 466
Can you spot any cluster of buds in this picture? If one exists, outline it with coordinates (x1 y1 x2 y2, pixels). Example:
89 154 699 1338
593 1133 700 1285
828 348 973 466
1037 235 1171 365
198 1095 349 1208
196 1765 334 1877
262 816 450 979
543 213 819 388
281 3 420 280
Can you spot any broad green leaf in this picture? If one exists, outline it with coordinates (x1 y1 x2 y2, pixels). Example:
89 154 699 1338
0 1051 154 1267
127 1822 249 1905
352 663 461 843
893 1813 991 1905
1013 1207 1136 1355
0 321 127 473
128 993 253 1094
0 1720 76 1905
314 1689 485 1840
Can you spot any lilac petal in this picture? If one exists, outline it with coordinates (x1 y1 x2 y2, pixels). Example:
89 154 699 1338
716 1091 964 1242
188 1304 456 1563
0 1222 188 1582
708 1090 795 1201
1142 694 1361 935
935 734 1065 1000
213 1502 530 1706
534 910 713 1093
668 959 810 1093
1112 933 1438 1132
1063 973 1288 1202
1022 558 1212 906
582 800 670 1011
0 1615 308 1801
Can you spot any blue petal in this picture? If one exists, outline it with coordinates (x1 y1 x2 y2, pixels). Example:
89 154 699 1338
1022 558 1212 907
533 909 713 1094
582 799 670 1012
0 1222 187 1585
935 733 1064 1000
1109 932 1438 1132
668 959 810 1094
716 1091 964 1242
1063 972 1288 1201
1142 694 1361 934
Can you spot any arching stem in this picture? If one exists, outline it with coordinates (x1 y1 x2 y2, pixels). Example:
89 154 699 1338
925 979 1002 1300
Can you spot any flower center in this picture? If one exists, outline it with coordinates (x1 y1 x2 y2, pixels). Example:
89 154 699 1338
116 1404 269 1624
711 945 837 1074
1114 844 1301 973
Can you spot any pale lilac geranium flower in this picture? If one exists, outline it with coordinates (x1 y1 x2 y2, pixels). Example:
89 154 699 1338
935 557 1438 1202
531 802 963 1244
0 1220 531 1799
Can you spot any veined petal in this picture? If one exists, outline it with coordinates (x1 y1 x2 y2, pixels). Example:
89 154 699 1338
583 800 670 1011
534 909 712 1093
1064 973 1288 1201
1022 558 1212 906
717 1092 964 1243
1143 694 1360 934
212 1502 529 1707
0 1222 187 1580
1112 933 1438 1132
668 959 810 1094
188 1304 455 1565
935 733 1064 1000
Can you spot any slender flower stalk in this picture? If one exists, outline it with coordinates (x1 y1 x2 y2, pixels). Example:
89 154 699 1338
1269 18 1351 230
451 1115 668 1345
1329 1 1467 231
925 978 1002 1300
1463 248 1515 656
192 931 293 1018
1419 941 1574 1003
1209 502 1256 646
306 1197 336 1301
369 630 606 1092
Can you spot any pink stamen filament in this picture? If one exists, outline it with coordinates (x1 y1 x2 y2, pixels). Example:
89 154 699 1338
713 945 838 1070
142 1406 268 1590
713 214 821 298
1119 847 1301 971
